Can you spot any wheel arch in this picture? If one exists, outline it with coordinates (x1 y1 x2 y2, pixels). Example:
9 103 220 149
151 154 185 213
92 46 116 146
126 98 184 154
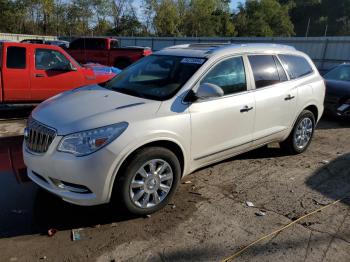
108 139 186 201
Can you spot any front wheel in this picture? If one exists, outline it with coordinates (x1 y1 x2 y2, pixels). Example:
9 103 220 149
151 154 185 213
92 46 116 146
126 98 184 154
117 147 181 215
280 110 316 154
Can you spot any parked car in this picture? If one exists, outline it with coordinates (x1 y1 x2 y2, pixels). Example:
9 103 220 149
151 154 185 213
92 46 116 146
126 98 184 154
66 37 152 69
20 39 70 48
23 43 325 215
0 42 117 104
323 64 350 119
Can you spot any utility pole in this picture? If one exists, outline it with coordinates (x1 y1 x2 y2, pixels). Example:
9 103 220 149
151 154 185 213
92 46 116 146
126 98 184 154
305 18 311 37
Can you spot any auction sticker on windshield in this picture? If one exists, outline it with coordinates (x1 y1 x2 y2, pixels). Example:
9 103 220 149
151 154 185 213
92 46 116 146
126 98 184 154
181 58 206 64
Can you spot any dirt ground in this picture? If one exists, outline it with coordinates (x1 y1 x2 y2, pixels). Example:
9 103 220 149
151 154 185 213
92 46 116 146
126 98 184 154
0 109 349 262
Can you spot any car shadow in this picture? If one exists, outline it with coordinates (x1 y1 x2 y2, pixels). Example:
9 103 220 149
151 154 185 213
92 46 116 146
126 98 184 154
305 152 350 206
0 106 34 120
316 116 350 130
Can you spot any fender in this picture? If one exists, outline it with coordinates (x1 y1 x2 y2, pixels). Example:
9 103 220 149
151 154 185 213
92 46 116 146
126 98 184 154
105 135 188 202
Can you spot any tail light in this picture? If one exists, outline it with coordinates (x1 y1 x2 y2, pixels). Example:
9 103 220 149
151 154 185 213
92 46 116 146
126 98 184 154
142 49 152 57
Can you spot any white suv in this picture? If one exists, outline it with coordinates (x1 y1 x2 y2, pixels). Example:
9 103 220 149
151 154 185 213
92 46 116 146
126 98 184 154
23 43 325 215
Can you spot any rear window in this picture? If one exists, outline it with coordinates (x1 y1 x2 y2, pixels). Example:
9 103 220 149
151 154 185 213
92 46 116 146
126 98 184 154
110 40 119 49
279 54 313 79
248 55 281 88
6 46 26 69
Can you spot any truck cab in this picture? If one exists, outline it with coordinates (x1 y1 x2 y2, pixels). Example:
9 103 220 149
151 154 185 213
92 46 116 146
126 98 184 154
67 37 152 69
0 42 116 104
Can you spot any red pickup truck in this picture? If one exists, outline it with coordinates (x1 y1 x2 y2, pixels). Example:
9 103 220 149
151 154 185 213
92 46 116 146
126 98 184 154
0 42 116 104
66 37 152 69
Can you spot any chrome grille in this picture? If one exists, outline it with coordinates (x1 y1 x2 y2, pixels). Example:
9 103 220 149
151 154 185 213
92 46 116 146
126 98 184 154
25 117 56 153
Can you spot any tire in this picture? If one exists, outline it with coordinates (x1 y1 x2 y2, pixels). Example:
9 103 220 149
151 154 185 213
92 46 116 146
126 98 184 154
280 110 316 154
117 147 181 215
114 59 131 69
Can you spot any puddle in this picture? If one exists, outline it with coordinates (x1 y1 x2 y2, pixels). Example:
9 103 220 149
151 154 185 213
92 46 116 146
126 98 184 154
0 136 137 238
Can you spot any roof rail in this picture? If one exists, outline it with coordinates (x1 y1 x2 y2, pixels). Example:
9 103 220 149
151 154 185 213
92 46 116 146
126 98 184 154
188 42 231 48
165 42 231 50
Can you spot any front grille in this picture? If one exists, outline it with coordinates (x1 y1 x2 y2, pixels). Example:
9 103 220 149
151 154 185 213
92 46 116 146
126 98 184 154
25 117 56 153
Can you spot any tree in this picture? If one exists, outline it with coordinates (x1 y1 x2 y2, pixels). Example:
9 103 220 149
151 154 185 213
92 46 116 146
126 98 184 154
234 0 294 37
143 0 236 37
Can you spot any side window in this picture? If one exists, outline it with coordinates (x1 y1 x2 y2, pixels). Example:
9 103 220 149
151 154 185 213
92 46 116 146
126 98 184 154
85 39 106 50
201 57 247 95
110 40 119 49
7 46 26 69
279 54 313 79
35 49 71 70
69 39 84 49
274 56 288 81
248 55 280 88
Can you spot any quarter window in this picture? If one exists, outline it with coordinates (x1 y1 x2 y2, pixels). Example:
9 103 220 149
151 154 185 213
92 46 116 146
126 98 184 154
201 57 247 95
35 49 71 70
279 54 313 79
248 55 280 88
7 46 26 69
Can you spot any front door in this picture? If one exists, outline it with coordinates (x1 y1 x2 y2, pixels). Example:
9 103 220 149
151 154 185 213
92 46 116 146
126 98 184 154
190 56 255 165
30 48 84 101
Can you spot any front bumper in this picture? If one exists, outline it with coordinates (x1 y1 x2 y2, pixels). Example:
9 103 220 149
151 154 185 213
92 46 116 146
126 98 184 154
23 136 119 206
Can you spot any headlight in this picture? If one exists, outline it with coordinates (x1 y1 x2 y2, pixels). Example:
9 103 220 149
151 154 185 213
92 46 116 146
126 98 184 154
57 122 128 156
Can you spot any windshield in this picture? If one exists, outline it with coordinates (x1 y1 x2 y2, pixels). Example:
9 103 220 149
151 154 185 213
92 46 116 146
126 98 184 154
102 55 206 101
324 65 350 82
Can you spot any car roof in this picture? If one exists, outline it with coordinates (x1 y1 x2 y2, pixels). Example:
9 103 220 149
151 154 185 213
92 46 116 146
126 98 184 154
154 43 300 58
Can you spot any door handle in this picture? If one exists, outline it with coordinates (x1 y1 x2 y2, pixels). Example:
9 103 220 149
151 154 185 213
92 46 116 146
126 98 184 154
35 74 45 78
284 94 295 101
240 105 254 113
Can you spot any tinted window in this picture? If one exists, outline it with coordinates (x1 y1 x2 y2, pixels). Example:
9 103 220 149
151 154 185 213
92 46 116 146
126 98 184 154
324 65 350 81
201 57 246 95
274 56 288 81
110 40 119 49
69 39 84 49
104 55 205 101
84 39 106 50
248 55 280 88
279 54 313 79
35 49 71 70
7 46 26 69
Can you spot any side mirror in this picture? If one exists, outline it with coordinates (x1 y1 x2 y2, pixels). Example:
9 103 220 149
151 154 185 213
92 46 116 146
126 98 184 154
195 83 224 100
67 63 77 71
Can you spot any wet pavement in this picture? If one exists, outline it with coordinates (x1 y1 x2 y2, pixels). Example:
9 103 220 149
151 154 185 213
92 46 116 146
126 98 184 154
0 135 142 238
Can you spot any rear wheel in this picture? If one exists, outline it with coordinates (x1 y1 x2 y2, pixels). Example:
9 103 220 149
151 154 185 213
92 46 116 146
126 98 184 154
280 110 315 154
117 147 181 215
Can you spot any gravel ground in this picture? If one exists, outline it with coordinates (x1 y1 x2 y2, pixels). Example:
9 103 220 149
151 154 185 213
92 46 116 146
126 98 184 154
0 114 349 262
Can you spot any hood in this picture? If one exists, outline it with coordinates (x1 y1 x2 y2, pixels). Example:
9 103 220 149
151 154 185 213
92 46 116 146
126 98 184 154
325 79 350 97
32 85 161 135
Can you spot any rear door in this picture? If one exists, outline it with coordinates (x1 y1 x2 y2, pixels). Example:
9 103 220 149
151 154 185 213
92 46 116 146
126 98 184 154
2 45 31 102
248 54 297 144
30 47 84 101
